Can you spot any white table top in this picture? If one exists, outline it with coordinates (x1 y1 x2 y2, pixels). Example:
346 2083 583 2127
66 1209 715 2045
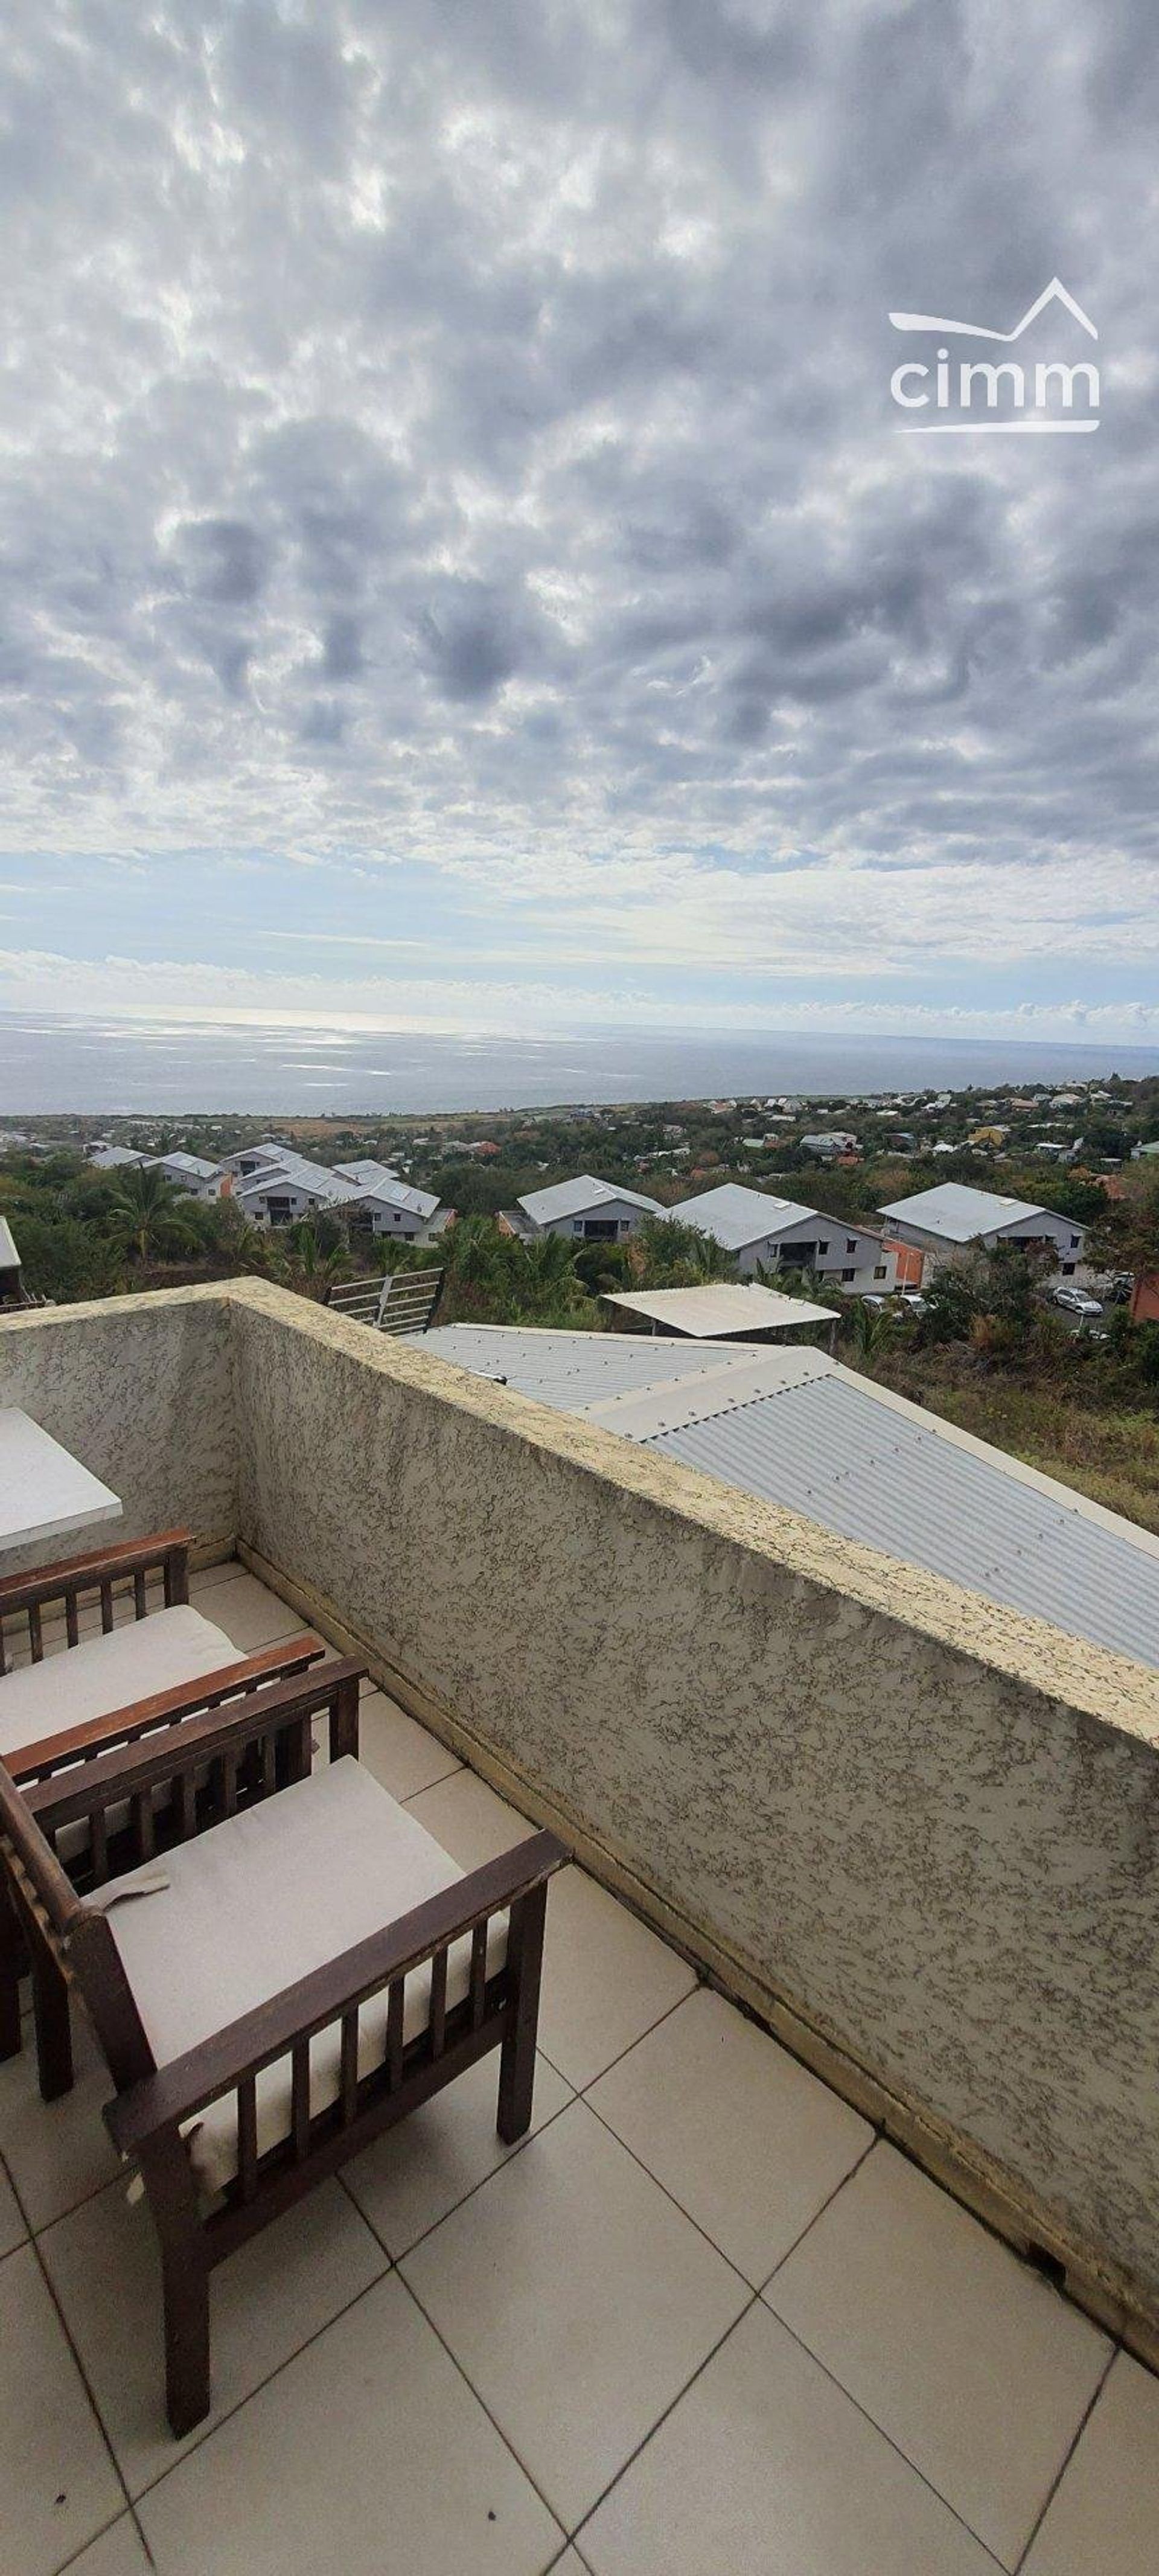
0 1408 123 1553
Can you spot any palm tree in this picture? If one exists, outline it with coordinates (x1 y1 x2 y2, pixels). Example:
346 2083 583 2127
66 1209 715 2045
266 1221 354 1298
846 1297 897 1366
103 1165 201 1265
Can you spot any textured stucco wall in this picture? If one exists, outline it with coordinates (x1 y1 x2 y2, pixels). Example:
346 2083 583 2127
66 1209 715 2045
0 1286 237 1572
226 1280 1159 2316
7 1284 1159 2321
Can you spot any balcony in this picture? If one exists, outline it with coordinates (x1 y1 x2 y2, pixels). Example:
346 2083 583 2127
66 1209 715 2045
1 1276 1158 2575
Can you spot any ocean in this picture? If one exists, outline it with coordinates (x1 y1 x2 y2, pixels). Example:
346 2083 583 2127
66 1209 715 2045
1 1011 1157 1116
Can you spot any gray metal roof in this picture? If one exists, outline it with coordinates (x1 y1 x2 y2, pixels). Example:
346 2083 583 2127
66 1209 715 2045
423 1325 732 1408
879 1183 1055 1242
419 1325 1159 1672
358 1177 439 1219
517 1175 664 1226
669 1183 820 1249
148 1152 221 1181
651 1373 1159 1669
334 1159 402 1189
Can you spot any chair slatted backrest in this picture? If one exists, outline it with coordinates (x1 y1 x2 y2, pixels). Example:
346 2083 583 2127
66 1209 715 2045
0 1753 82 1943
327 1270 444 1336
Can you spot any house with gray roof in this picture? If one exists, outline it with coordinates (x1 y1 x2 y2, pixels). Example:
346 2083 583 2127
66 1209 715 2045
145 1151 225 1201
671 1183 894 1293
879 1183 1085 1274
515 1175 664 1243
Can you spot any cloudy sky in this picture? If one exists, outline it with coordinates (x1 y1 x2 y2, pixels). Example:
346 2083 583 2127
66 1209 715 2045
1 0 1157 1057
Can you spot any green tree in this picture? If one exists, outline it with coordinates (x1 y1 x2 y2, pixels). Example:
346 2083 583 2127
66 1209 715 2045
846 1298 898 1365
266 1220 354 1297
630 1216 730 1288
102 1165 201 1264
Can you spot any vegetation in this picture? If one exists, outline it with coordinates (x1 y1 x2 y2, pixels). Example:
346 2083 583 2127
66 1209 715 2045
4 1077 1158 1533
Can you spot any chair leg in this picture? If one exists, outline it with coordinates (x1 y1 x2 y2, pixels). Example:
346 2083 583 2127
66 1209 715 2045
29 1939 72 2100
497 1882 548 2145
162 2244 211 2437
0 1874 22 2061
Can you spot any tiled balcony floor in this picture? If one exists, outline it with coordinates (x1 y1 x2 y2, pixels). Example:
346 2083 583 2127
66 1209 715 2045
2 1561 1158 2574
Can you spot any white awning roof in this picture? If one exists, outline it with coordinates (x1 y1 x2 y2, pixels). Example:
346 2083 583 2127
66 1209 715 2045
603 1283 835 1337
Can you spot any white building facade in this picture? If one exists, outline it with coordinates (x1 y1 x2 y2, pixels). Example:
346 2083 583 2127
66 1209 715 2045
878 1185 1085 1277
671 1184 895 1292
516 1176 665 1243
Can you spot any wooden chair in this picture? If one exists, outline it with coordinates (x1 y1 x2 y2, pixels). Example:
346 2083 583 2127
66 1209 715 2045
0 1528 325 1788
0 1530 326 2077
0 1671 566 2437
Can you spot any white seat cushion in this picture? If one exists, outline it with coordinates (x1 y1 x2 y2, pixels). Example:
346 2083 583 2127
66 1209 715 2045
100 1759 509 2195
0 1606 238 1758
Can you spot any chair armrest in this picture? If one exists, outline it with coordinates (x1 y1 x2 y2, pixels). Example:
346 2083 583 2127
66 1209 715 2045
0 1529 192 1616
24 1657 365 1826
103 1828 567 2156
8 1635 325 1784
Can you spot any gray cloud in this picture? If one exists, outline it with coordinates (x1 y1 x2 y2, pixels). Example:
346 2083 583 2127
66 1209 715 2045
0 0 1152 957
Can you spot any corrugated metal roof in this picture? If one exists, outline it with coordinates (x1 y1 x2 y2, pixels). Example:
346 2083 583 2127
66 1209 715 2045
604 1283 836 1335
518 1175 664 1226
650 1373 1159 1669
423 1324 732 1408
879 1184 1053 1242
419 1324 1159 1672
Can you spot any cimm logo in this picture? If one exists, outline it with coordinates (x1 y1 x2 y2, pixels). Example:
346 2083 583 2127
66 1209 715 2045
889 278 1099 432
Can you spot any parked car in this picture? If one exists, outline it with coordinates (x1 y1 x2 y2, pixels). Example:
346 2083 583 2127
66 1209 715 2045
1051 1284 1103 1318
896 1291 927 1315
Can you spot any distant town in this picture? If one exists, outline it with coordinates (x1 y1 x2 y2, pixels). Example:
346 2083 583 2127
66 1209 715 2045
2 1068 1158 1538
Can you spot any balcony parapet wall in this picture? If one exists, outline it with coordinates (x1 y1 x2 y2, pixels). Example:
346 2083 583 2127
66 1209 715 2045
5 1279 1159 2356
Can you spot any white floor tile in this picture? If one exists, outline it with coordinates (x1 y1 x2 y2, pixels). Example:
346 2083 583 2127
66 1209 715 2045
406 1766 534 1868
343 2047 573 2257
401 2098 749 2530
580 2301 998 2576
0 2151 28 2255
0 2005 120 2232
1023 2350 1159 2575
199 1574 304 1651
187 1562 246 1599
538 1868 696 2091
40 2173 388 2498
356 1688 462 1800
588 1988 872 2283
138 2272 563 2576
60 2517 152 2576
765 2141 1110 2568
0 2242 123 2576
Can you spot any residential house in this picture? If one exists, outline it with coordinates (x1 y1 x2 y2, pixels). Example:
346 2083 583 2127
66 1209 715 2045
224 1144 444 1241
145 1151 225 1201
671 1183 894 1292
85 1142 145 1171
351 1176 444 1242
798 1132 859 1162
515 1176 664 1243
879 1183 1085 1276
